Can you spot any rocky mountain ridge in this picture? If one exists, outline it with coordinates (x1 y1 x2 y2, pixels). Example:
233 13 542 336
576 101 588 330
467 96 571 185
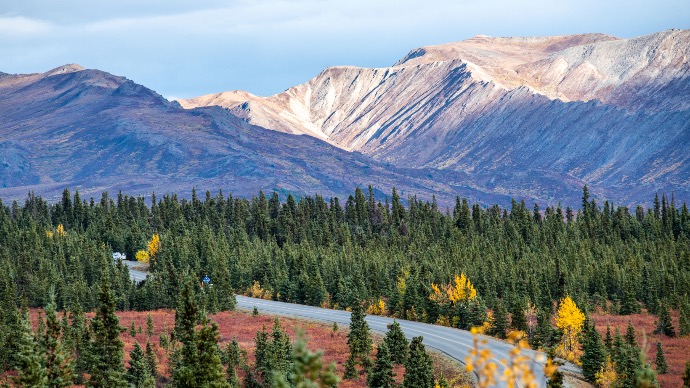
180 29 690 204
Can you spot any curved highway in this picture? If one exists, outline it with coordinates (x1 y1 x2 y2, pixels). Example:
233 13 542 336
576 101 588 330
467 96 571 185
124 262 579 387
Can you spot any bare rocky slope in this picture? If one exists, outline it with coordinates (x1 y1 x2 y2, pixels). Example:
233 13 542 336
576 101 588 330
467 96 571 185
182 29 690 204
0 65 506 205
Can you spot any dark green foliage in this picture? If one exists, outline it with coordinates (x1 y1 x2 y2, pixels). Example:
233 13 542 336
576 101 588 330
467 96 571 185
683 360 690 388
253 307 259 317
509 301 528 333
604 324 613 353
87 278 127 387
0 186 689 384
580 321 606 383
382 320 408 365
654 342 668 374
127 342 153 387
489 300 509 339
15 310 48 387
620 280 641 315
144 340 158 380
680 298 690 337
223 338 242 387
347 302 372 372
43 294 75 387
146 313 155 338
531 308 555 349
654 302 676 337
367 341 395 388
252 320 292 388
130 321 137 337
343 356 357 380
403 337 434 388
195 319 229 387
273 331 340 388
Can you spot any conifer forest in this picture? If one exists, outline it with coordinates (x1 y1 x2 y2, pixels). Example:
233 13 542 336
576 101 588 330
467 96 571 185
1 186 689 387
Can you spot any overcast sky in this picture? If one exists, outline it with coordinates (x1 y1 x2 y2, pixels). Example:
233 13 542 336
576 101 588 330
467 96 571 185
1 0 688 99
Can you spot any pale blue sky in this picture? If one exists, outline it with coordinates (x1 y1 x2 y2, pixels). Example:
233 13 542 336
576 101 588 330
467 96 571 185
1 0 688 99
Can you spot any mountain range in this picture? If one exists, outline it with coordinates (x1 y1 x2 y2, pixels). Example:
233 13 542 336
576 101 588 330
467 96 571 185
1 29 688 206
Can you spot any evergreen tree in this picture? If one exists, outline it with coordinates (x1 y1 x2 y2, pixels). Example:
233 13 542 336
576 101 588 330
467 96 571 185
343 355 357 380
43 294 75 387
489 300 509 339
172 280 200 387
15 310 48 387
680 298 690 337
87 278 127 387
367 341 395 388
144 340 158 380
146 313 155 338
127 342 153 387
654 342 668 374
194 319 229 388
510 302 528 333
654 302 676 337
403 337 434 388
382 320 408 365
620 280 640 315
273 331 339 388
580 321 606 383
346 302 372 372
604 324 613 353
223 339 242 387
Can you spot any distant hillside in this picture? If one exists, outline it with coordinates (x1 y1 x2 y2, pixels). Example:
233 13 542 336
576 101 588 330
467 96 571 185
0 64 512 205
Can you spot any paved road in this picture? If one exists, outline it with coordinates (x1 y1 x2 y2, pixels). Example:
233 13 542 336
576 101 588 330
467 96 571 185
237 295 551 387
124 263 578 387
120 260 148 282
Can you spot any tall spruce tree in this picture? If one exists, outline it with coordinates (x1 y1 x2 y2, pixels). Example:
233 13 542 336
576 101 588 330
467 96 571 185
367 341 396 388
489 300 509 339
15 310 48 387
654 342 668 374
144 340 158 380
126 342 153 387
382 320 408 365
172 280 200 387
654 302 676 337
580 321 606 383
680 298 690 337
346 302 372 375
43 294 75 387
87 278 127 387
403 337 434 388
194 318 229 388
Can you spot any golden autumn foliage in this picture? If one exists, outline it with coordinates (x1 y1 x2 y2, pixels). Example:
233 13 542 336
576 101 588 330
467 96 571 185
430 274 477 306
466 328 549 388
247 281 272 300
555 296 585 352
135 250 150 263
136 234 160 264
46 230 54 238
595 356 617 388
56 224 66 237
367 298 387 316
147 234 160 258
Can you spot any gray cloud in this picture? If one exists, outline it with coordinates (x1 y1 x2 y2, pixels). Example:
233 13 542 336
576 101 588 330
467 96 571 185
1 0 688 97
